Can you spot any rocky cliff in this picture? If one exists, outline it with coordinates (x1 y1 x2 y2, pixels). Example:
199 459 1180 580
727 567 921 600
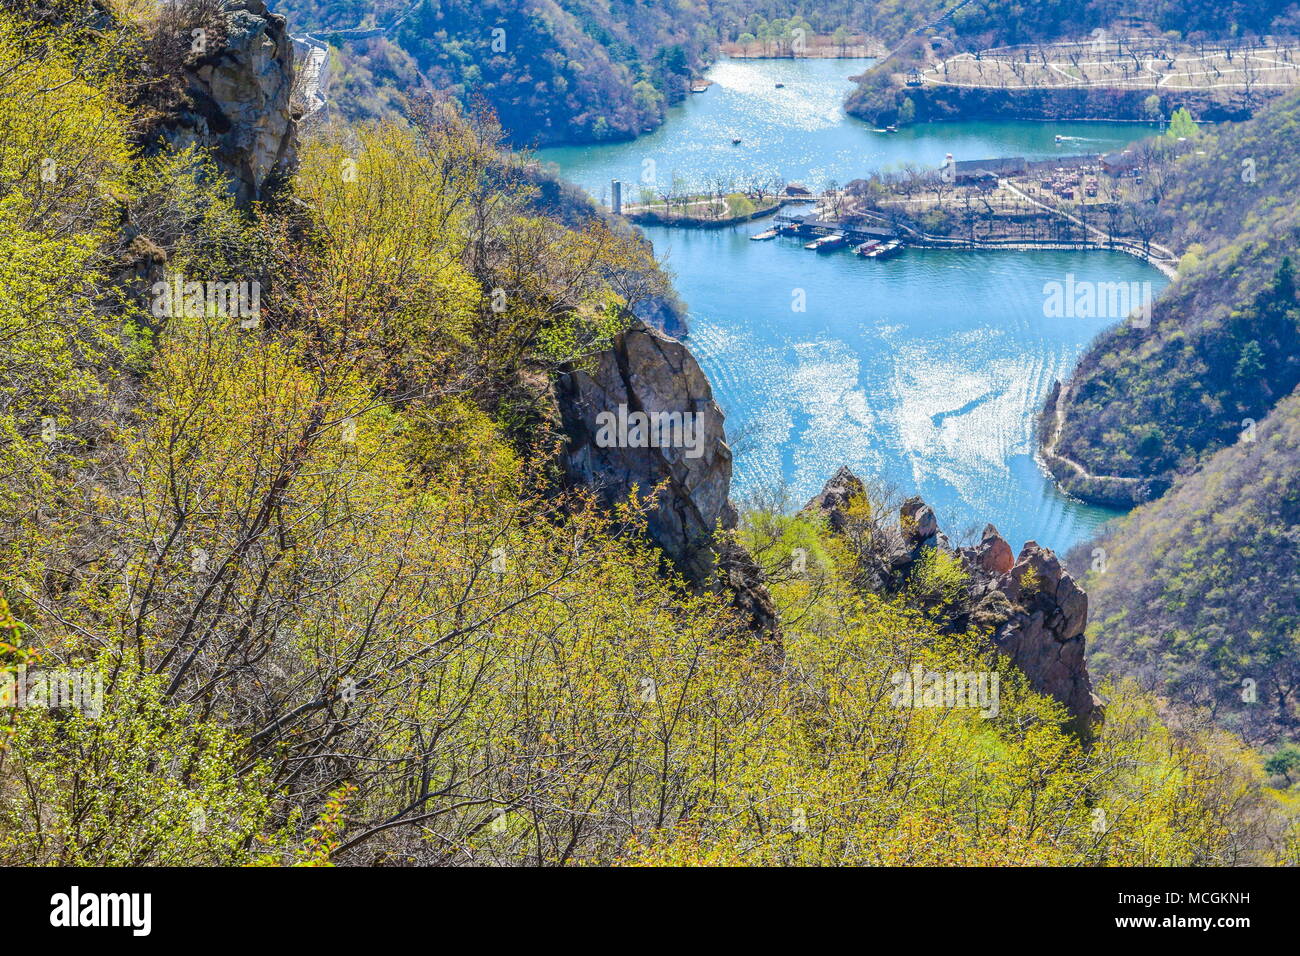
158 0 298 206
555 321 779 649
805 468 1103 734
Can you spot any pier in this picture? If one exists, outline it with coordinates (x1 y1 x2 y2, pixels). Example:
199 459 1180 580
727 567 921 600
774 209 898 244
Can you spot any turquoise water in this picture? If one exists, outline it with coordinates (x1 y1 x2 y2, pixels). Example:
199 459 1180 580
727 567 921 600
539 58 1157 201
540 58 1166 553
644 227 1162 549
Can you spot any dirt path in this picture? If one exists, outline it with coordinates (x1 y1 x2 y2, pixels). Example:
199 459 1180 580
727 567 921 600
1000 180 1179 277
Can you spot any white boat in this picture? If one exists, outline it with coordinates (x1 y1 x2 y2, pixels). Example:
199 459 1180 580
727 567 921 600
750 228 778 240
805 234 847 252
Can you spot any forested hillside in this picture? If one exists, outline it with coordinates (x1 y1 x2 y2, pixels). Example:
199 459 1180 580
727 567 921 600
1079 388 1300 747
1055 88 1300 758
1052 91 1300 496
845 0 1300 128
270 0 929 144
929 0 1300 47
2 0 1293 866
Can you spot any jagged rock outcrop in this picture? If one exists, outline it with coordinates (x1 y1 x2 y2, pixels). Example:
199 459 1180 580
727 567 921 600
555 321 779 650
556 321 733 583
160 0 298 206
716 539 781 655
803 465 865 534
963 533 1102 734
806 468 1103 734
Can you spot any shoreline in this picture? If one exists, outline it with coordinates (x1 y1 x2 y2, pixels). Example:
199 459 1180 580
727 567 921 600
719 39 886 60
1037 381 1165 508
625 200 792 229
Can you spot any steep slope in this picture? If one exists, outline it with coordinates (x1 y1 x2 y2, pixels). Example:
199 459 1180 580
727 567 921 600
1077 386 1300 745
271 0 715 143
4 0 1292 867
1047 89 1300 504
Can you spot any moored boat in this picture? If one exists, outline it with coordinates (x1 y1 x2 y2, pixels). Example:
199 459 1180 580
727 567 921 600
805 233 847 252
854 240 881 257
750 228 779 240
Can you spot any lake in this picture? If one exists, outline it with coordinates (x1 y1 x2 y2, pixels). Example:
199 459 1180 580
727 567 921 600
540 58 1167 554
540 57 1157 201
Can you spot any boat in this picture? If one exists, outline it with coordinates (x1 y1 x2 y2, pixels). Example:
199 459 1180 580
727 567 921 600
805 233 847 252
775 82 785 88
861 239 903 259
854 240 882 257
731 137 743 145
885 124 898 133
1054 134 1065 143
750 228 778 241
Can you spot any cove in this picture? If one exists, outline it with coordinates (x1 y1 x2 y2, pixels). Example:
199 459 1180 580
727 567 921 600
540 58 1167 553
539 58 1158 200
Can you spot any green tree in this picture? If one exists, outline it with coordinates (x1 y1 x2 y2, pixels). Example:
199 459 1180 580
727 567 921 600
1166 106 1197 138
1265 745 1300 784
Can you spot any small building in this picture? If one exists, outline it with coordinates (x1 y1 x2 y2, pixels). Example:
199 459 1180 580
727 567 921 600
951 156 1026 184
848 224 897 242
1100 150 1142 176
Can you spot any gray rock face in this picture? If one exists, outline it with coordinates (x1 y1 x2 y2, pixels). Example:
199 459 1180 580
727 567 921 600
556 321 734 584
900 496 939 546
803 466 866 533
973 540 1102 734
806 468 1102 735
555 321 780 653
163 0 298 205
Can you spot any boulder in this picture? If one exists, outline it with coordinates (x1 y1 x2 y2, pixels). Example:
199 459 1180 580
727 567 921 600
900 496 939 545
969 524 1015 576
